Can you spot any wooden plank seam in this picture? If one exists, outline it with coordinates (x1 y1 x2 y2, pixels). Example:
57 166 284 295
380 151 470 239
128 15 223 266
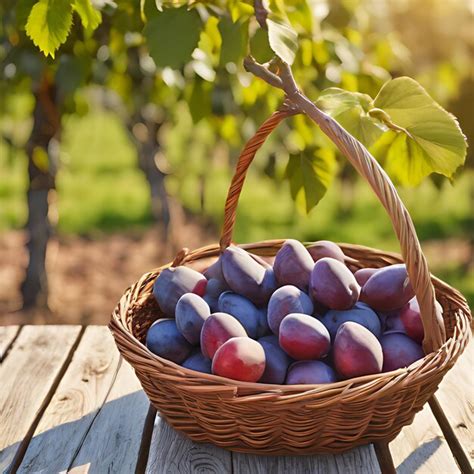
5 326 86 473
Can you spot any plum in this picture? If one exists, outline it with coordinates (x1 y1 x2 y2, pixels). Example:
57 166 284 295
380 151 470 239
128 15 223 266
379 309 406 335
175 293 210 345
307 240 345 263
360 264 414 311
258 338 292 384
249 252 273 270
399 297 444 344
334 322 383 379
153 266 207 316
354 268 379 286
258 268 278 305
212 337 266 382
221 246 268 305
258 334 279 346
310 257 360 310
273 239 314 291
203 278 229 312
279 313 330 360
146 319 192 364
286 360 337 384
218 292 259 339
256 308 270 338
321 302 382 340
200 312 247 359
380 333 424 372
267 285 314 335
203 257 225 281
182 350 212 374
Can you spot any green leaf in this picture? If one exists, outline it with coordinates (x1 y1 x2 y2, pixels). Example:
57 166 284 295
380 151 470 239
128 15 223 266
140 0 161 22
285 147 337 214
218 17 247 66
143 6 201 69
316 88 384 146
228 0 254 23
267 13 298 65
73 0 101 32
187 79 212 123
26 0 73 58
249 27 274 63
372 77 467 185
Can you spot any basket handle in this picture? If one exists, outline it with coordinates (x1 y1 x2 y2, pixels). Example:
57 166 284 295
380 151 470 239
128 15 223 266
218 103 446 353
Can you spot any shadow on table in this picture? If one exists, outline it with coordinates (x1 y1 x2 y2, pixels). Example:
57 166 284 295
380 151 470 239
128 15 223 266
4 390 445 474
3 391 149 474
395 438 443 474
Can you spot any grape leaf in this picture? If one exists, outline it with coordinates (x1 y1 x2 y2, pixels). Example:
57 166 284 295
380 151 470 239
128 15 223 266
73 0 101 32
267 13 298 65
143 6 201 69
372 77 467 185
187 79 212 123
285 147 337 214
316 88 385 146
26 0 73 58
250 27 274 64
218 17 247 66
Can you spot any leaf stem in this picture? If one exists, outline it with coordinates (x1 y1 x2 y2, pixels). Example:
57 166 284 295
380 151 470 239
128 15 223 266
368 108 412 137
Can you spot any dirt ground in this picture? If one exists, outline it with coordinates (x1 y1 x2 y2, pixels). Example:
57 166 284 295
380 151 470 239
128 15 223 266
1 223 471 326
0 215 218 325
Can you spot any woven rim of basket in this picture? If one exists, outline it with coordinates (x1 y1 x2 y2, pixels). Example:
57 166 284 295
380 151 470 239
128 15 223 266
109 240 471 403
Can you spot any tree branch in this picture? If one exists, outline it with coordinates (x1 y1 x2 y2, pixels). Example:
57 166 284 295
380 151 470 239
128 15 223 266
243 56 283 89
254 0 268 29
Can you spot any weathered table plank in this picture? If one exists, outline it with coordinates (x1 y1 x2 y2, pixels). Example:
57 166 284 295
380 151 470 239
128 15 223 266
145 415 232 474
68 355 149 473
232 445 381 473
18 326 121 473
0 326 20 362
433 340 473 471
389 402 460 473
145 415 380 474
0 325 82 473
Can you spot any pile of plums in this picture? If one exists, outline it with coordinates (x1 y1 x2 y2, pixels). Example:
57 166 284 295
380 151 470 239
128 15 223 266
146 239 441 384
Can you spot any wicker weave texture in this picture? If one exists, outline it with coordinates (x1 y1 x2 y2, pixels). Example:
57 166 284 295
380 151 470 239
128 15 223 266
110 242 471 454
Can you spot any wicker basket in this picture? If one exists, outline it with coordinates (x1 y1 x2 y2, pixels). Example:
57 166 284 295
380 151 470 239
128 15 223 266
110 105 471 455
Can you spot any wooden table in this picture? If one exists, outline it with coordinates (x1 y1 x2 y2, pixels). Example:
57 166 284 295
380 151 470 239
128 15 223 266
0 326 472 473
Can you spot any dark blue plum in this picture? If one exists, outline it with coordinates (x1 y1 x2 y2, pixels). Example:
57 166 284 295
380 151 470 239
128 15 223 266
218 292 259 339
256 308 270 338
203 278 229 312
286 360 337 384
221 246 267 305
175 293 211 345
307 240 345 263
182 351 212 374
274 239 314 291
310 257 360 310
381 333 424 372
321 302 382 340
258 338 292 384
360 264 414 311
267 285 313 335
146 319 192 364
153 266 207 316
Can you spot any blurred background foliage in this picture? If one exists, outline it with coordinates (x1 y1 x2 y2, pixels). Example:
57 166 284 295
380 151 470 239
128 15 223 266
0 0 472 318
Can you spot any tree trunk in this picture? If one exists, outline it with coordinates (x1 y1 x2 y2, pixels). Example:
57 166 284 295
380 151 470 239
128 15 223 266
21 74 60 310
129 114 172 242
